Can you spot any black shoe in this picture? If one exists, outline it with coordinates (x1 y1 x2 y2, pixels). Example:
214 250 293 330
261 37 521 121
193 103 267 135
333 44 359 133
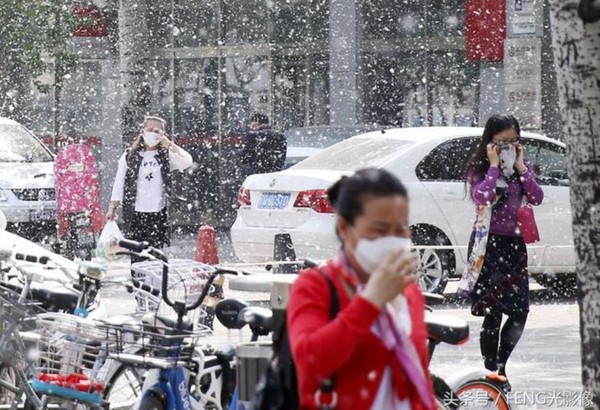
500 378 512 394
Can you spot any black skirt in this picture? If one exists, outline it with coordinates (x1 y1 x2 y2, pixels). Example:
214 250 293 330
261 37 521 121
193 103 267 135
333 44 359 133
469 233 529 317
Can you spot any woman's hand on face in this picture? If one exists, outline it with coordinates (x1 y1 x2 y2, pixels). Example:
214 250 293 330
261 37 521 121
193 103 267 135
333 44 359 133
361 249 420 309
158 133 171 149
486 143 500 167
514 143 527 173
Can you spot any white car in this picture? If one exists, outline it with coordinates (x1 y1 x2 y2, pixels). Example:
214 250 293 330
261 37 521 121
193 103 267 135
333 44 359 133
0 117 56 240
231 127 574 293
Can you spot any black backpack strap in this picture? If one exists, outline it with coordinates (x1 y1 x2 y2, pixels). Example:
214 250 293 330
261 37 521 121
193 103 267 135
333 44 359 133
318 267 340 320
316 267 339 409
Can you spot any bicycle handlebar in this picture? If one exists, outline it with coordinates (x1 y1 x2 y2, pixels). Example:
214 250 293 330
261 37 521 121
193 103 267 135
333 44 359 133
118 239 149 253
117 238 242 315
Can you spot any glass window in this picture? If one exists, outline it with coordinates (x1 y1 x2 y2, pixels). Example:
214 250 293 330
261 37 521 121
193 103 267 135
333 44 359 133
223 56 270 131
146 59 174 126
362 52 428 126
362 0 426 40
222 0 269 45
0 124 53 163
429 51 478 127
273 56 307 130
307 0 329 44
361 51 478 127
272 1 309 44
146 5 172 49
427 0 465 36
270 0 329 44
308 57 330 126
174 59 219 135
58 61 103 137
174 1 217 47
521 138 569 186
294 137 415 171
416 138 479 181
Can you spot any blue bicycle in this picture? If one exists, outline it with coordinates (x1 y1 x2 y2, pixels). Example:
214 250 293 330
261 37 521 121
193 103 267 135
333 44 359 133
108 239 238 410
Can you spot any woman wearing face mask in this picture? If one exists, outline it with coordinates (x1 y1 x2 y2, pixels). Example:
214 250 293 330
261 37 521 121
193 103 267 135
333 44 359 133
287 168 436 410
106 115 193 251
465 114 543 392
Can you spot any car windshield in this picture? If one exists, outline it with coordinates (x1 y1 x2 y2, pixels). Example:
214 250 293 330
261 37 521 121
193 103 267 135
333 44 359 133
0 124 53 163
293 137 415 171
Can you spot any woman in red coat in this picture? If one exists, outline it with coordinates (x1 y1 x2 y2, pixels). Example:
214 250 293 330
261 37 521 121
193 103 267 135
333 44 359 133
287 168 436 410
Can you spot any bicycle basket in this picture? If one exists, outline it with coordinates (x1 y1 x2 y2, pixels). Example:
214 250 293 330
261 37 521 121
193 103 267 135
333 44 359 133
30 312 115 405
130 259 216 329
103 318 209 369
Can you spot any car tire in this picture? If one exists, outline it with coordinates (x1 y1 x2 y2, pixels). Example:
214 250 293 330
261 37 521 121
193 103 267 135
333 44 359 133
412 227 455 294
533 273 577 296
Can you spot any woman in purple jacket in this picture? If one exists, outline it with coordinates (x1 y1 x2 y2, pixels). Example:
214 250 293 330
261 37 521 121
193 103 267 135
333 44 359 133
465 114 544 392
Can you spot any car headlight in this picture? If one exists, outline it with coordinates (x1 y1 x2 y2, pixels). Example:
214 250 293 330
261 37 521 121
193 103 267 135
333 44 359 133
0 189 9 202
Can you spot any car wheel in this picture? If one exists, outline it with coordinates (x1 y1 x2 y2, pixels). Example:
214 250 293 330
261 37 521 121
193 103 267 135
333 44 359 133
533 273 577 296
412 227 455 294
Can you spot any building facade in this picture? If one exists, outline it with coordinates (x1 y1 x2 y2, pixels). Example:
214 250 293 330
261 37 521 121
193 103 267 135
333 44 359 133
25 0 560 226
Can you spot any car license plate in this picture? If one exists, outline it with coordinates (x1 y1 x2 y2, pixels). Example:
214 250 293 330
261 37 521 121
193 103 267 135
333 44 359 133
258 193 291 210
29 209 56 222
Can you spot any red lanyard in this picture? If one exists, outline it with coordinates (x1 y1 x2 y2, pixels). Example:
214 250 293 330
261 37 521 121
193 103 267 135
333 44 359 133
333 255 360 290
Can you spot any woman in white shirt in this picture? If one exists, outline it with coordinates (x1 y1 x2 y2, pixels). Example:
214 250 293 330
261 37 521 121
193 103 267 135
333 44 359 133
106 116 193 250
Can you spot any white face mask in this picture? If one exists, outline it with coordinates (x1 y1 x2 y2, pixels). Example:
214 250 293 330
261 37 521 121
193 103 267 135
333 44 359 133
143 131 160 147
498 144 516 178
353 235 412 274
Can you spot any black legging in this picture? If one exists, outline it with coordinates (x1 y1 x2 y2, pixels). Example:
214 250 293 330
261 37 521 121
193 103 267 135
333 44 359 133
480 309 528 376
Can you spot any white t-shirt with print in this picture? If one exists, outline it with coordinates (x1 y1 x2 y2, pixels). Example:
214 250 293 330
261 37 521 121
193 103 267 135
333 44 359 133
111 148 193 212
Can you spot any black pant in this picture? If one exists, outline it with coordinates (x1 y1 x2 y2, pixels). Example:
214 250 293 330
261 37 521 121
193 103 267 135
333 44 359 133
127 208 168 249
480 309 528 376
128 209 168 304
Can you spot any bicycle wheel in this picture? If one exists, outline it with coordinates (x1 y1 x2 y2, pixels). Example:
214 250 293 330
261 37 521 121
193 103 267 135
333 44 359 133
454 380 510 410
103 363 145 410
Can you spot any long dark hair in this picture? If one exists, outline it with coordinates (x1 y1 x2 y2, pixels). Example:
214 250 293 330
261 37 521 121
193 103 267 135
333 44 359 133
466 114 521 186
327 168 408 225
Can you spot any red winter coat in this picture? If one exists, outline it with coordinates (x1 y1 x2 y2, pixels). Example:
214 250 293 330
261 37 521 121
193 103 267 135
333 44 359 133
287 264 436 410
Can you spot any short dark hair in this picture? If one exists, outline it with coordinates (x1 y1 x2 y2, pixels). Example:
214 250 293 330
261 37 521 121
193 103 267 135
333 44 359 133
327 168 408 225
250 112 269 125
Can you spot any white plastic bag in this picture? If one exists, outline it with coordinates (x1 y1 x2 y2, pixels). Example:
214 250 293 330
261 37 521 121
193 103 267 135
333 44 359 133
95 221 124 260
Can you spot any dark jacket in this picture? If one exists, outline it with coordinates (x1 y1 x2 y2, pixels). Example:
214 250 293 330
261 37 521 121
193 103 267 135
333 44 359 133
122 148 172 245
242 126 287 176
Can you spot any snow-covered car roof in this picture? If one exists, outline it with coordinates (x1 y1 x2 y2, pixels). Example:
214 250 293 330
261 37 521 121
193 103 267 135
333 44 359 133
350 126 565 147
0 117 21 126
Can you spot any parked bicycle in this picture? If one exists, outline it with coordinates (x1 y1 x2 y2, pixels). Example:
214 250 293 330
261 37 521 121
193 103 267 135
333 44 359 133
104 238 240 410
0 248 146 410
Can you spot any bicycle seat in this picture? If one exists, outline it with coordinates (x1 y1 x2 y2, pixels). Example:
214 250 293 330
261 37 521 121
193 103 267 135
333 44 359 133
425 313 469 345
237 306 273 335
215 298 249 329
141 312 193 335
1 282 78 312
215 344 236 362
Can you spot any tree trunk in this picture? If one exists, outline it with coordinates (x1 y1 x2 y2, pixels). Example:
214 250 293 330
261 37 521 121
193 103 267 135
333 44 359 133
118 0 149 144
548 1 600 408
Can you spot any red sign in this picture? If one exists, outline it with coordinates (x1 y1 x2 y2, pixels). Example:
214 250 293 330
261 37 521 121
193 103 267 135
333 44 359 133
72 6 108 37
465 0 506 62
